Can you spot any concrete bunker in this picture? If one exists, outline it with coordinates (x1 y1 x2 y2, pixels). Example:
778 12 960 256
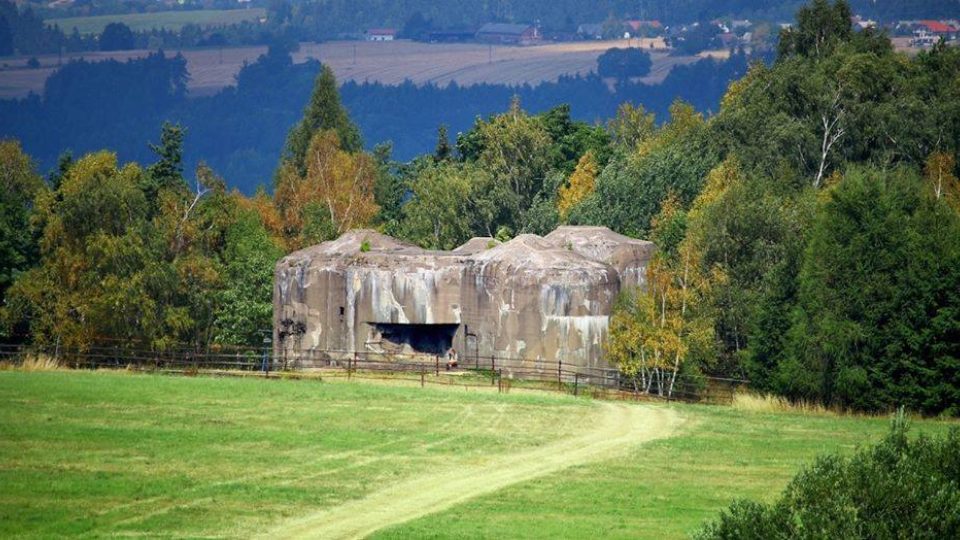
273 226 654 372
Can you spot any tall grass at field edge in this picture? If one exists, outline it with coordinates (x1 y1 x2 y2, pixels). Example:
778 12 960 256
0 353 60 372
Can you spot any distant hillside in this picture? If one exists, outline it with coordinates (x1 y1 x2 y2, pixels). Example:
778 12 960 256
276 0 956 34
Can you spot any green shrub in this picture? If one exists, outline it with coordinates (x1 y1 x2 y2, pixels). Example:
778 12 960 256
696 412 960 539
359 239 371 252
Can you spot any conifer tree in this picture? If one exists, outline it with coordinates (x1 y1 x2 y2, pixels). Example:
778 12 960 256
434 124 452 162
144 122 186 202
282 65 362 175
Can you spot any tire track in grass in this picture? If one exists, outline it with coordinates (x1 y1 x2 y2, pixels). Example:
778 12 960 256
101 401 481 523
264 402 682 540
110 399 534 530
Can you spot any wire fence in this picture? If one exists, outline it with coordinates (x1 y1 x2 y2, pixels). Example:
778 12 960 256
0 343 748 404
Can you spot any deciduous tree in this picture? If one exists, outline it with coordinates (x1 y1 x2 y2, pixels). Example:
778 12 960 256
557 151 597 220
0 140 43 311
275 130 379 250
401 162 476 250
608 195 718 397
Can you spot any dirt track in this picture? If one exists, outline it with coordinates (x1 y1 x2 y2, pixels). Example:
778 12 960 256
264 402 682 540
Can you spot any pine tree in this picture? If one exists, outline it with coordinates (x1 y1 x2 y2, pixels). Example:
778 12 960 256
282 65 362 175
434 124 452 161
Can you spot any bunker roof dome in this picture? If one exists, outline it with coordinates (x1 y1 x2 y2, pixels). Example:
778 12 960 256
471 234 616 280
543 226 655 266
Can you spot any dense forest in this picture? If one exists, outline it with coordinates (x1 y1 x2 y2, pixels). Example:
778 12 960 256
0 44 750 193
2 1 960 414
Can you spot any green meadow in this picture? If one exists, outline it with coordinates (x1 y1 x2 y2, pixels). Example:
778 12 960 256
45 8 267 35
0 370 952 538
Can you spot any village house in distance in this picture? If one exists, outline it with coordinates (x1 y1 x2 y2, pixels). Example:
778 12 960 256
273 227 653 373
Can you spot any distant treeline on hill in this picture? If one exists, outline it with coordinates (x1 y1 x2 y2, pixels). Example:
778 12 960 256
4 0 958 56
0 45 750 193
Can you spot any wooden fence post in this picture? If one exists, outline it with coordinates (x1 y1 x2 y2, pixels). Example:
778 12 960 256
491 357 496 385
498 369 502 393
558 360 562 391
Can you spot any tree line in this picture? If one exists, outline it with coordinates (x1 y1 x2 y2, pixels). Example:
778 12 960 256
2 0 959 414
0 42 750 194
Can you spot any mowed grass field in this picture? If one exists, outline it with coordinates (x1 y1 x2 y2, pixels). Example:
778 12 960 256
0 38 684 99
45 8 267 35
1 371 953 538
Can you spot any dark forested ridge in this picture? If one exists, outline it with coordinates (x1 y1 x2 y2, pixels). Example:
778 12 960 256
2 1 960 415
0 45 749 193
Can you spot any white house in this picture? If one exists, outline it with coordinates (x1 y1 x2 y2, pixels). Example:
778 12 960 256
366 28 397 41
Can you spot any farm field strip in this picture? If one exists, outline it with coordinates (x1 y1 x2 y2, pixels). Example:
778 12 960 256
0 39 679 99
44 8 268 35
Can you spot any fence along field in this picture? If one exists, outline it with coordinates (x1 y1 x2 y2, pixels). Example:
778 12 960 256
0 38 685 99
0 342 745 404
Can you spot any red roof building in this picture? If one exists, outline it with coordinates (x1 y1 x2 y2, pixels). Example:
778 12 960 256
920 20 956 34
625 20 663 32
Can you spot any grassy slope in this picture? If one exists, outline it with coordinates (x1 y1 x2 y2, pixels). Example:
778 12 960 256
0 371 590 537
375 405 956 539
0 371 954 538
45 8 266 35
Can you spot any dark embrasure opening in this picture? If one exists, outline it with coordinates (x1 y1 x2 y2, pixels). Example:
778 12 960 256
370 323 459 355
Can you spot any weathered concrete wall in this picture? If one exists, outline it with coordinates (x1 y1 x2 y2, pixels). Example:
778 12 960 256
544 226 655 290
273 227 654 371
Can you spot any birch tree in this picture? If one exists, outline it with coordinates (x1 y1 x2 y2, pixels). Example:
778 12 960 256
557 151 597 220
274 130 380 250
608 196 718 398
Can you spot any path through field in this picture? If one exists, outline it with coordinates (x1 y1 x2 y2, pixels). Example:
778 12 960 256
265 402 681 540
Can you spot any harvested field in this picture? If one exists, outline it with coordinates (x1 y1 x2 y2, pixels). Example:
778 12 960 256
0 38 691 99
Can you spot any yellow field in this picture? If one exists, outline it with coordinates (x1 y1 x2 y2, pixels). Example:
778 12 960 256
0 38 691 99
